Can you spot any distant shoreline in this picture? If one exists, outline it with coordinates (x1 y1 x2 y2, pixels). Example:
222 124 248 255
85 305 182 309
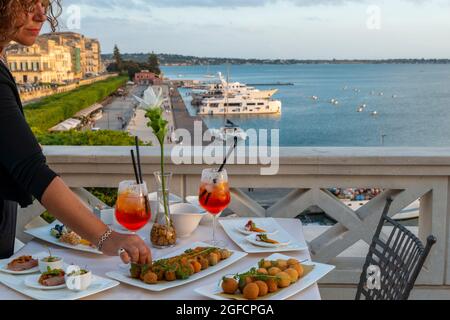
101 53 450 66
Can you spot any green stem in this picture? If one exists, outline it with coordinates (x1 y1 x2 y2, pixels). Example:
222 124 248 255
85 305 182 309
160 141 170 227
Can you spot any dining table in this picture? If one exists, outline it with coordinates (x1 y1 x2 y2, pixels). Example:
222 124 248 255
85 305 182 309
0 217 321 300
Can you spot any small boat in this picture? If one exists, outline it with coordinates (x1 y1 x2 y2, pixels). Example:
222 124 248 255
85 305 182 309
379 92 384 96
392 94 397 98
330 98 336 104
311 96 318 101
211 120 247 142
333 100 339 105
357 107 364 112
371 111 378 116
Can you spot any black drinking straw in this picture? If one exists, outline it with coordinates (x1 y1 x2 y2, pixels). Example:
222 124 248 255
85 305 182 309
135 136 143 184
130 150 140 185
134 137 150 214
203 136 238 205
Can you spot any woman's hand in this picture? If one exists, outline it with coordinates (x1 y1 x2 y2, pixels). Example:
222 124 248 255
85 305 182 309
101 231 152 265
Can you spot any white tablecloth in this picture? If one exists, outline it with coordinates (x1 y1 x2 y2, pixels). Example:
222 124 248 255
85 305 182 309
0 218 320 300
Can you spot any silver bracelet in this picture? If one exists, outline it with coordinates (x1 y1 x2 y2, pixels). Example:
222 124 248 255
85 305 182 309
97 227 113 251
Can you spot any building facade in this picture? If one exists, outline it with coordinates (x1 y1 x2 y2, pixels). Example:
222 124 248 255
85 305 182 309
5 32 103 85
134 70 163 85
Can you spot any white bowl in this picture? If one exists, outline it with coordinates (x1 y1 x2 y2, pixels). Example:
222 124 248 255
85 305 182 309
184 196 213 225
170 203 206 238
65 270 92 292
38 257 63 274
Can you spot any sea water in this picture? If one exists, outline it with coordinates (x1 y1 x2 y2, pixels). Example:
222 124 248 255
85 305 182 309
162 63 450 147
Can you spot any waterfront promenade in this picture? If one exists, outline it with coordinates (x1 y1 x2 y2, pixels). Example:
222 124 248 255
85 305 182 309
169 83 208 146
95 85 146 131
126 83 208 146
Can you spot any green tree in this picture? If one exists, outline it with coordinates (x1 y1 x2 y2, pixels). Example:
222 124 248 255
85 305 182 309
148 52 161 75
113 45 123 71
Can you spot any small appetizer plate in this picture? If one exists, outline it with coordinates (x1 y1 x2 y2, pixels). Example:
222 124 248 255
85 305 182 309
24 274 66 290
0 252 120 300
24 221 102 255
245 233 291 248
220 218 308 254
234 222 279 236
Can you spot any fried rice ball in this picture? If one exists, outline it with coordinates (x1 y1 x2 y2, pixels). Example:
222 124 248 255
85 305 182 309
220 249 232 260
239 276 254 292
254 280 269 297
257 268 268 275
243 283 260 300
191 261 202 273
276 272 291 288
143 272 158 284
276 259 288 271
208 252 220 266
165 270 177 281
222 278 239 294
287 258 299 266
199 257 209 270
285 268 299 283
268 267 282 276
291 263 304 278
266 279 278 293
259 259 272 269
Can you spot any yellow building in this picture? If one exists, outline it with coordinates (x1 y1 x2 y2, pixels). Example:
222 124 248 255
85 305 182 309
5 32 103 85
6 38 74 85
42 32 103 78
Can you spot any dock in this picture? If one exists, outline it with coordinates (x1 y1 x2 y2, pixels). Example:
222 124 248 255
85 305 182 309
247 82 294 86
169 85 209 146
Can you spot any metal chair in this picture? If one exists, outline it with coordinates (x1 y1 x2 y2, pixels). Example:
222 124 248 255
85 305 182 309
356 197 436 300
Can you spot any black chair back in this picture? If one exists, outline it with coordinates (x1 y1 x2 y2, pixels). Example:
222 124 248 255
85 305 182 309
356 197 436 300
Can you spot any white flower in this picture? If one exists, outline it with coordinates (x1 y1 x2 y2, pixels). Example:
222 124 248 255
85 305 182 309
133 86 167 110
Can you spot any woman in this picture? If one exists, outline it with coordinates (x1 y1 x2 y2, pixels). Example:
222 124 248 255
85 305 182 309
0 0 152 264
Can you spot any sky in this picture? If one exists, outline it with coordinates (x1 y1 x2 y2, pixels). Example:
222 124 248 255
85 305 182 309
47 0 450 59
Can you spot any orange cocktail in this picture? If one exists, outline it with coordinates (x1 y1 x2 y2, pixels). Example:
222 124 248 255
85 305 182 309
199 181 231 214
198 169 231 246
115 181 151 232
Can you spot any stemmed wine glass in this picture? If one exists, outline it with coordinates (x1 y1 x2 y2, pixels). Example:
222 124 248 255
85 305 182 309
198 169 231 247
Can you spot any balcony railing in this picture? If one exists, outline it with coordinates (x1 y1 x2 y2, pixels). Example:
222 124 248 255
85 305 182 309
30 146 450 298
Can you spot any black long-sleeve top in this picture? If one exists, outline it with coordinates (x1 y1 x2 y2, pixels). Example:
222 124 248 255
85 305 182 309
0 61 58 208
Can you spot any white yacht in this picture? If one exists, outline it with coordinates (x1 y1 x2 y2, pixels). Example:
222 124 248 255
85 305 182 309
191 72 278 104
198 95 282 115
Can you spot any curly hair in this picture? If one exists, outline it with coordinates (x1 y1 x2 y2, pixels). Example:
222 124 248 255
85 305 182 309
0 0 62 43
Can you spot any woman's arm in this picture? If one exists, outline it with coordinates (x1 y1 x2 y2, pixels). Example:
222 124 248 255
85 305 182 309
0 81 151 264
41 177 151 264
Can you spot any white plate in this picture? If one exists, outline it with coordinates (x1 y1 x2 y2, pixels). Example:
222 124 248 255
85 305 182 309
0 252 120 300
24 221 102 255
234 220 279 236
106 241 247 292
0 257 39 275
245 233 291 248
220 218 308 254
24 274 66 290
195 253 335 300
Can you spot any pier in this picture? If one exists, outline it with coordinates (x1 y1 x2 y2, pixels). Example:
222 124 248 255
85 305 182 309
247 82 294 86
169 84 209 146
